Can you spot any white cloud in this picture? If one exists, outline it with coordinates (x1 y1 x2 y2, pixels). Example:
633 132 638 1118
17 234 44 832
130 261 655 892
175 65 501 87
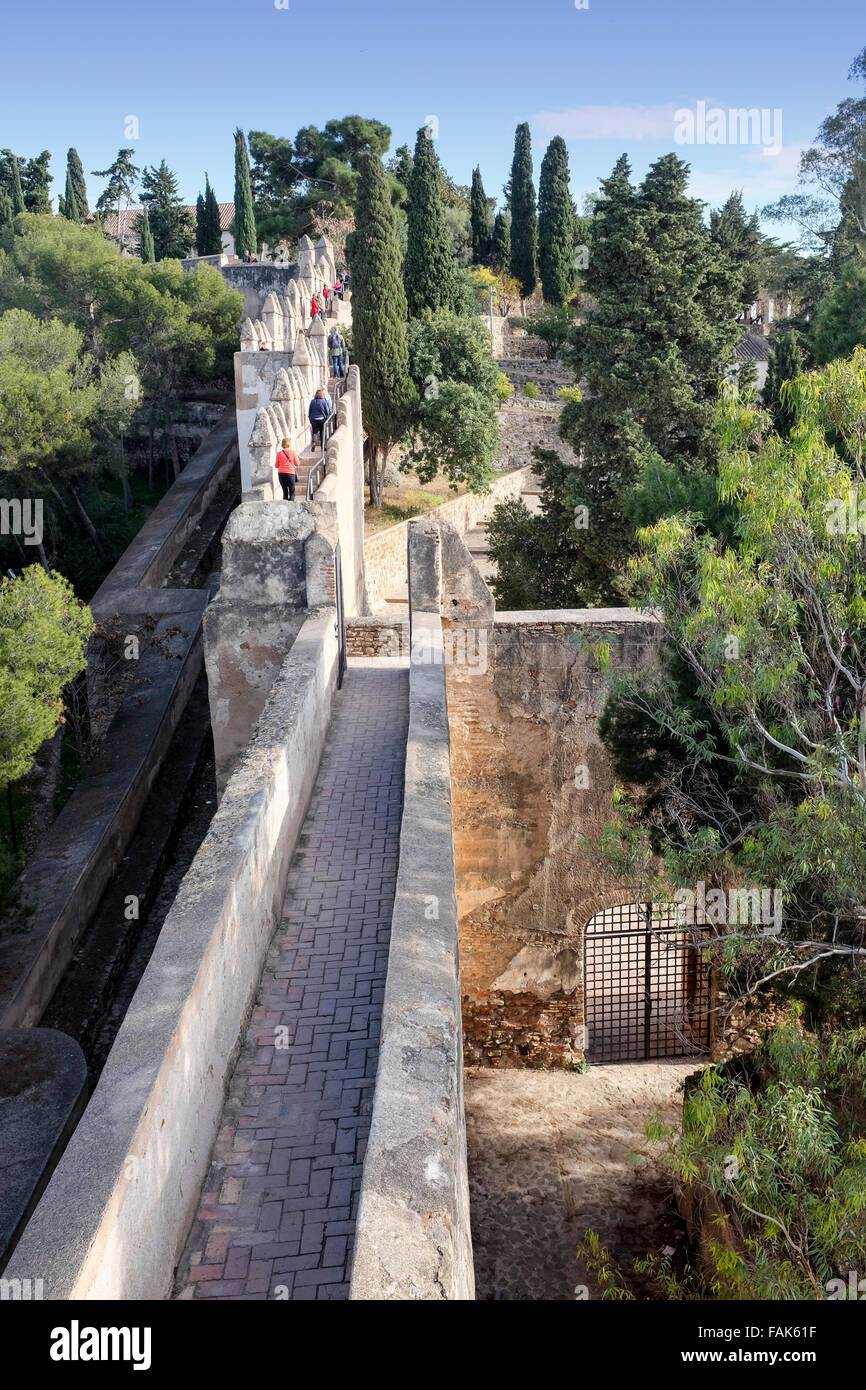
685 142 808 209
532 104 679 141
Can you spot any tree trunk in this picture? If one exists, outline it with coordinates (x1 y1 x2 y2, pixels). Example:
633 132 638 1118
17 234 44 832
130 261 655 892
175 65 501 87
67 484 108 563
6 783 18 855
148 428 155 492
164 410 181 482
121 470 133 510
369 443 384 509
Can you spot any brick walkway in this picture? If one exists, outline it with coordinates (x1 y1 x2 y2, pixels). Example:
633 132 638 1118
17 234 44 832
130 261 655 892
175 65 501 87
174 659 409 1301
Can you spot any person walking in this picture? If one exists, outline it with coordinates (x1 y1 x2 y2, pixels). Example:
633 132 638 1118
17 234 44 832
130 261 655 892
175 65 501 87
275 437 300 500
310 295 320 324
308 389 330 451
333 275 344 301
322 283 331 315
327 328 346 378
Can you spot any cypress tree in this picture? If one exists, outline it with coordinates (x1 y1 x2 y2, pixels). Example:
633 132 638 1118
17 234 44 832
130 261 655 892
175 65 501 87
61 166 80 221
404 126 459 317
538 136 575 304
22 151 52 214
490 211 511 273
66 148 89 219
0 189 13 231
710 190 762 313
203 175 223 255
233 128 257 258
509 123 537 298
195 193 206 254
347 151 416 508
1 150 26 214
139 206 155 263
470 166 490 265
763 329 804 438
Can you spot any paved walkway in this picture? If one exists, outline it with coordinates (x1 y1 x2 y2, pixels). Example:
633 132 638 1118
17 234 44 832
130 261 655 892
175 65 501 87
175 659 409 1301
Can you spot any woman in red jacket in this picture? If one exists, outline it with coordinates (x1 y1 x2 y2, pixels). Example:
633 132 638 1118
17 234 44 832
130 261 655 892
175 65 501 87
275 437 300 500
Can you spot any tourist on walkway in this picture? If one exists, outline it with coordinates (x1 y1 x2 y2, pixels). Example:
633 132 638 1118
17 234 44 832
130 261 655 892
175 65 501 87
334 276 344 301
328 329 346 378
322 284 331 314
310 296 320 323
275 437 300 500
309 389 330 451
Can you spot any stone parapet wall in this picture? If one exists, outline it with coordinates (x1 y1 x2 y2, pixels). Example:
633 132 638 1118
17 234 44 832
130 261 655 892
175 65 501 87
6 612 340 1299
350 521 474 1301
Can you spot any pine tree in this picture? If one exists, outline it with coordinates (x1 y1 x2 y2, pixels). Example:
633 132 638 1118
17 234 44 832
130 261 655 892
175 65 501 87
347 151 416 508
61 165 80 221
509 123 537 298
763 329 804 437
404 127 459 317
139 206 155 263
538 136 575 305
233 128 257 258
490 210 511 273
66 148 89 219
92 149 140 251
0 189 13 232
203 176 223 255
195 193 206 255
470 166 490 265
490 152 744 606
139 160 194 260
1 151 26 215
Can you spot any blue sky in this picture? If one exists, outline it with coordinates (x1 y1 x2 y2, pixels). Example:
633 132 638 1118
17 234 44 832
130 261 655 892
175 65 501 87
2 0 862 237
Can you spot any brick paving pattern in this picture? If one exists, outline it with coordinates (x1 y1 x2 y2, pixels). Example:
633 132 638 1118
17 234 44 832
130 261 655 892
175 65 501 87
174 659 409 1300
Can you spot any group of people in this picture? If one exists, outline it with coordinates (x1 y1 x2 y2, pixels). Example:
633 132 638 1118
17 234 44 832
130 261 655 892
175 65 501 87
309 273 349 326
273 269 350 500
273 371 346 500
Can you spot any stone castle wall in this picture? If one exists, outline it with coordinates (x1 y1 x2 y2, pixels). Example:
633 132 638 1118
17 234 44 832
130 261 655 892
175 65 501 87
443 610 660 1067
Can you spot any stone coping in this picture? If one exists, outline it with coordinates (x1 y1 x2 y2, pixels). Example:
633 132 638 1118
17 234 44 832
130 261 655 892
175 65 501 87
350 523 474 1300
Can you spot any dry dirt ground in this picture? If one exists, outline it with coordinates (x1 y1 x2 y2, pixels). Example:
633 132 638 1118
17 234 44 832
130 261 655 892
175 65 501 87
465 1059 704 1301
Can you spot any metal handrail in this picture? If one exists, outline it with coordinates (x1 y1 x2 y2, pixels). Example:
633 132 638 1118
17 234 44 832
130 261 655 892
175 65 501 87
305 357 351 500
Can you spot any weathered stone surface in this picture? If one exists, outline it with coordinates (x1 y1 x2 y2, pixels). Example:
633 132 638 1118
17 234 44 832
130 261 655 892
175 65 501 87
444 608 661 1067
0 1029 87 1271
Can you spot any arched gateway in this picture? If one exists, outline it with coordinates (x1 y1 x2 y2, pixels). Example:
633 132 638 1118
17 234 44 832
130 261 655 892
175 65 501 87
583 903 711 1063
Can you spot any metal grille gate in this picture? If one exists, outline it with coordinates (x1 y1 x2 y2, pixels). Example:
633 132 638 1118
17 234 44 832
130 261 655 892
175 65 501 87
584 904 710 1063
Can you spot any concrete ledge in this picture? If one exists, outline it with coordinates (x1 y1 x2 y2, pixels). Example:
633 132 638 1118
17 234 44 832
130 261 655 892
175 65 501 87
350 522 473 1300
6 610 339 1299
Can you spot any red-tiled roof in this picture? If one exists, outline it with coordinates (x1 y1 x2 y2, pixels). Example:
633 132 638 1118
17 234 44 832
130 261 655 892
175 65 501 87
100 204 235 239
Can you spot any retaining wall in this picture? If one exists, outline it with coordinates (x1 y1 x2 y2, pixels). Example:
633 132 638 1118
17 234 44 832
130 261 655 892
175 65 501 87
5 610 339 1299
